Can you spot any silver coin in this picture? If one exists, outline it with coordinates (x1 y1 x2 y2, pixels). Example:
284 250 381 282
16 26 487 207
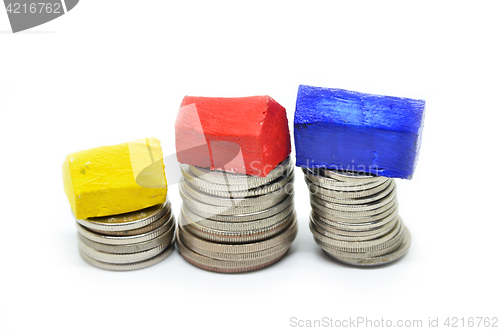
180 183 293 216
310 212 398 241
182 234 295 261
311 201 398 224
310 186 397 213
181 202 294 231
177 234 290 273
77 223 175 254
312 209 398 232
76 213 174 245
307 180 396 205
76 201 170 232
310 194 397 218
79 239 175 271
314 231 404 259
184 194 294 222
88 208 172 236
181 178 293 208
305 168 411 267
177 216 298 254
185 169 295 199
182 161 293 192
310 217 404 253
305 176 392 199
181 211 295 243
304 168 389 191
177 152 298 270
188 156 291 188
323 227 411 266
78 237 171 264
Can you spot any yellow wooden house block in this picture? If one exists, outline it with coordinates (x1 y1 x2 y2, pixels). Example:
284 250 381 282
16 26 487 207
62 137 168 219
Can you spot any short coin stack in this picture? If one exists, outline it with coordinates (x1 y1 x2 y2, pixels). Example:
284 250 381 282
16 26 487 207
304 168 411 266
177 157 298 273
76 201 176 271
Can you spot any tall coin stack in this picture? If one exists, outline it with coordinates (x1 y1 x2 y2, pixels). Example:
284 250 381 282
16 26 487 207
304 168 411 266
177 157 298 273
76 201 176 271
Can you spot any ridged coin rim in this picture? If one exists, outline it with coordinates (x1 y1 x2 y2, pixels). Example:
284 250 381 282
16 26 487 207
181 234 295 261
177 236 290 273
310 195 397 217
76 213 174 245
311 209 398 232
181 211 295 243
182 203 295 231
177 216 298 254
77 226 175 254
186 170 295 198
188 156 291 187
182 178 293 208
305 177 392 199
310 213 398 242
76 201 170 232
309 186 397 212
78 237 171 264
304 168 389 191
184 194 294 222
314 232 404 259
310 217 404 252
311 201 398 224
180 184 293 216
182 162 293 192
87 208 171 236
78 239 175 271
306 180 396 205
323 227 411 266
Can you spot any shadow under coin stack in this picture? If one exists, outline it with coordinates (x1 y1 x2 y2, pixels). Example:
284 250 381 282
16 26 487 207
76 201 176 271
304 168 411 267
177 157 298 273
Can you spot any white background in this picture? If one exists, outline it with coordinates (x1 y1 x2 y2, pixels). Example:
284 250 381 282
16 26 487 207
1 1 499 330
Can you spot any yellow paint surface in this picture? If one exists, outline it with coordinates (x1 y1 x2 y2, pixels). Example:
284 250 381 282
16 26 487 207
62 137 168 219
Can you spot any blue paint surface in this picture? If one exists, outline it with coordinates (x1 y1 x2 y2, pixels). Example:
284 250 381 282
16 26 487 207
294 85 425 179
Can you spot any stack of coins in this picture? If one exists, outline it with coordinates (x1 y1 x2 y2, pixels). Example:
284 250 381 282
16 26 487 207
303 168 411 266
177 157 298 273
76 201 176 271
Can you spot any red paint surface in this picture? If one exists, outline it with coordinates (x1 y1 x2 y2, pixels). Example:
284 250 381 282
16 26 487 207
175 96 291 177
